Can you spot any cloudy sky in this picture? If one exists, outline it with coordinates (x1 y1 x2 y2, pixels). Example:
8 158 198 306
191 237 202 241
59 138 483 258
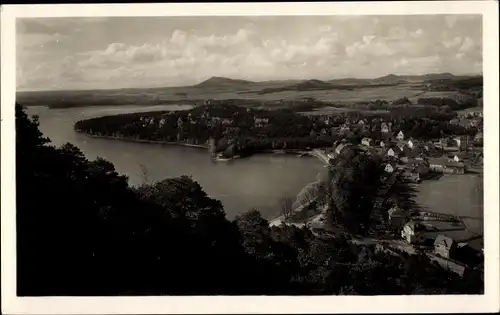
16 15 482 91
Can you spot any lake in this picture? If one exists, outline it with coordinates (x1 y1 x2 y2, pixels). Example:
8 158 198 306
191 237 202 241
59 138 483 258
26 105 325 220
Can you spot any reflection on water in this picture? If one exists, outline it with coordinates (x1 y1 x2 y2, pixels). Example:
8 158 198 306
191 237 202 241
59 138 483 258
26 105 324 220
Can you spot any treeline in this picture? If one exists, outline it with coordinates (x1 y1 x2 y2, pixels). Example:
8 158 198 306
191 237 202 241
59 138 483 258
74 103 479 157
16 104 483 295
417 97 477 111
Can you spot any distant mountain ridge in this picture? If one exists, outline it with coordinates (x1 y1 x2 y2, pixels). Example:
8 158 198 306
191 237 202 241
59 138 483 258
194 76 256 88
194 72 474 90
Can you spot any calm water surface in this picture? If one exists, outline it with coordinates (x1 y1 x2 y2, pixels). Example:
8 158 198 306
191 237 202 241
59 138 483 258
26 105 324 220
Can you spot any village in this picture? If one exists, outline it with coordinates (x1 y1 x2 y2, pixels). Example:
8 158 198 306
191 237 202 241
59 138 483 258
278 108 484 279
76 100 484 280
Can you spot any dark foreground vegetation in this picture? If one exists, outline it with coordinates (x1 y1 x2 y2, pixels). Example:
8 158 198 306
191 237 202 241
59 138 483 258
16 103 483 295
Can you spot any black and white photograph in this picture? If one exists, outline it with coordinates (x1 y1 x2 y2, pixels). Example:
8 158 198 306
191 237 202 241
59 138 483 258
1 2 499 314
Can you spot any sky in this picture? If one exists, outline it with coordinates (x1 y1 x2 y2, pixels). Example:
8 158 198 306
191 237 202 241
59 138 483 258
16 15 482 91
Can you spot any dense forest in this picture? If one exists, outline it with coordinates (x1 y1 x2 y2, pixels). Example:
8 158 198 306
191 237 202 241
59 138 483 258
74 103 479 158
16 104 483 295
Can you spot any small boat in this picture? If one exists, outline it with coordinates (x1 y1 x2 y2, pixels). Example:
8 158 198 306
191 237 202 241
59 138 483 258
212 153 232 162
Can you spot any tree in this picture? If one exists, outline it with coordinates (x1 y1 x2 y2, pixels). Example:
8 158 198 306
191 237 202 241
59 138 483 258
139 164 151 184
280 195 294 221
327 151 385 235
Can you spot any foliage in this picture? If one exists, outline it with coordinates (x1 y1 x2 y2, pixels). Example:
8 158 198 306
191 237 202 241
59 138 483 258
16 104 482 296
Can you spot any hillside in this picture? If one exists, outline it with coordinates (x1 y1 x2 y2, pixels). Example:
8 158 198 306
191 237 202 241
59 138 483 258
17 73 482 109
194 76 256 89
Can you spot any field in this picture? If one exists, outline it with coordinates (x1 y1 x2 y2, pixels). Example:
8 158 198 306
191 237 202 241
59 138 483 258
17 74 475 109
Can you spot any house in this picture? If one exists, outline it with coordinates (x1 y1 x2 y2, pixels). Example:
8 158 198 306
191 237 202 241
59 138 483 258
428 157 466 174
453 155 460 162
401 221 428 244
358 119 365 125
384 163 395 173
407 139 414 149
158 118 166 128
396 130 405 141
361 137 372 147
388 206 406 229
434 235 458 259
379 141 386 148
340 124 351 132
177 117 184 127
254 117 269 128
386 146 402 158
381 122 389 133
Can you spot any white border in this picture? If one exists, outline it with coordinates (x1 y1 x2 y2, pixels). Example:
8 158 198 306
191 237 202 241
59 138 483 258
1 2 499 314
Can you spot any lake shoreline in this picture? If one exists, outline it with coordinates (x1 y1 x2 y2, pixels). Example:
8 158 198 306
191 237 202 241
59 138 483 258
78 132 210 149
76 130 323 161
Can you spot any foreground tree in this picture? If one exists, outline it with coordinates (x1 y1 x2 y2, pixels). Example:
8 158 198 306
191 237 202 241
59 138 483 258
16 104 482 296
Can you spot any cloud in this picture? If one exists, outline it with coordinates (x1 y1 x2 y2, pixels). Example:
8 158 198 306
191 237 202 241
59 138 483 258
459 37 476 52
16 15 483 90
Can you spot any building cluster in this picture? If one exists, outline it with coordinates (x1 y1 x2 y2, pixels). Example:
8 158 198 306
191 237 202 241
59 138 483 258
331 127 474 182
384 206 478 277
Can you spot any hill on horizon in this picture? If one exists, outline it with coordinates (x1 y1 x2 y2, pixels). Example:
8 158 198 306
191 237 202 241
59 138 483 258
193 76 256 89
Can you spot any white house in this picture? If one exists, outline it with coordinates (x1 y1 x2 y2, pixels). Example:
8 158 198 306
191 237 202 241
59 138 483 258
381 123 389 133
159 118 166 128
407 139 414 149
396 131 405 141
386 147 401 158
384 163 395 173
401 221 428 244
453 155 460 162
379 141 386 148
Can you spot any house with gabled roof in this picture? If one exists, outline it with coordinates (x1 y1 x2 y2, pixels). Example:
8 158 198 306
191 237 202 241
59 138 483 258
401 221 428 244
384 163 395 173
434 235 457 259
396 130 405 141
407 139 415 149
381 122 389 133
386 146 402 158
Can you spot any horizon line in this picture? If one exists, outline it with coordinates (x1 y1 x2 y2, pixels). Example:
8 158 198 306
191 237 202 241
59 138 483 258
17 71 483 94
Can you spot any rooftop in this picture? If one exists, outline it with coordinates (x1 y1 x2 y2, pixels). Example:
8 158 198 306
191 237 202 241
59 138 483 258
434 234 455 249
